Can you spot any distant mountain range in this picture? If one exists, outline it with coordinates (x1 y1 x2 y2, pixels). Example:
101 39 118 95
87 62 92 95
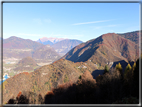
3 36 60 63
37 37 83 56
2 36 83 61
52 39 83 56
37 37 66 45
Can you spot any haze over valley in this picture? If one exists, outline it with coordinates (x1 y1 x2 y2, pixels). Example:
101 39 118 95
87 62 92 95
1 36 83 79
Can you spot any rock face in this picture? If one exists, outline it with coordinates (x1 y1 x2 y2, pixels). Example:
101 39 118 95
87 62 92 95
63 32 139 67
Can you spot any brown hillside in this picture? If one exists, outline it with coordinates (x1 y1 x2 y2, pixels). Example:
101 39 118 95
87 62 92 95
3 58 100 104
118 30 140 44
32 45 61 63
13 57 37 71
3 36 43 59
17 57 37 66
63 33 139 67
3 36 43 50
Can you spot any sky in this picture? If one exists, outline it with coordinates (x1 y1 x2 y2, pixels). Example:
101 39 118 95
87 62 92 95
3 2 140 42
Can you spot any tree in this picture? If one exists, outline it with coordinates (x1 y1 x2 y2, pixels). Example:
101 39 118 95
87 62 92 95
125 64 132 72
131 58 140 98
103 65 109 74
115 63 122 72
79 75 82 79
132 62 136 72
124 63 132 79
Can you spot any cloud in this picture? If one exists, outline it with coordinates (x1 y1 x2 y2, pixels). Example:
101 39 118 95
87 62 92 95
33 18 42 25
33 18 52 25
93 24 120 30
72 20 113 25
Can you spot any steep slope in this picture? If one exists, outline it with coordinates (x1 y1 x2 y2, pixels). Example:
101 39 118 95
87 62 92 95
63 33 139 67
118 30 141 51
118 30 140 44
3 58 99 104
32 45 61 63
52 39 83 56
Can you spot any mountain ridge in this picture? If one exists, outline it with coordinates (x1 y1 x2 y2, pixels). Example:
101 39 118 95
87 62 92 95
63 32 139 67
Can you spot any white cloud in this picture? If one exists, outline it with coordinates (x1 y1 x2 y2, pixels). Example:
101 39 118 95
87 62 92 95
93 24 120 30
33 18 52 25
33 18 42 25
72 20 113 25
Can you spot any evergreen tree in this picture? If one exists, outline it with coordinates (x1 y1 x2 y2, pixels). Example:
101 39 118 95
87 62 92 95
124 63 132 80
103 65 109 74
125 64 132 72
115 63 122 72
132 62 136 71
132 58 140 98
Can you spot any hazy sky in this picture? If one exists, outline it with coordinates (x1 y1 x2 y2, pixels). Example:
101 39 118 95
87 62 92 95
3 2 140 42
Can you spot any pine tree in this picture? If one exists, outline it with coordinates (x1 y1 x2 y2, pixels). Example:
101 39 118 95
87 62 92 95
124 63 132 80
125 64 132 73
103 65 109 74
132 62 136 70
115 63 122 72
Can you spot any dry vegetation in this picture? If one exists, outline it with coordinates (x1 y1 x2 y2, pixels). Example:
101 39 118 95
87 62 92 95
5 57 140 104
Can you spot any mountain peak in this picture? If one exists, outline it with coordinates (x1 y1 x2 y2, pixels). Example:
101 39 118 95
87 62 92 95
101 33 117 37
38 37 67 43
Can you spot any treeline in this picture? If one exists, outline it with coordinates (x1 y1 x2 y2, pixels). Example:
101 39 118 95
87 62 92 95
6 57 140 104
